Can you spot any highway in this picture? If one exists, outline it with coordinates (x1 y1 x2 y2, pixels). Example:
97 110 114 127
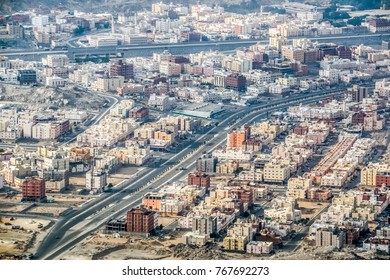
33 88 345 260
1 32 390 60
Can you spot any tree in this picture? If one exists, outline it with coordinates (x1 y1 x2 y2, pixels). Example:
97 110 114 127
73 25 84 36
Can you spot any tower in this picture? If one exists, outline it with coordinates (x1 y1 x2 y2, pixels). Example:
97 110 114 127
111 15 115 34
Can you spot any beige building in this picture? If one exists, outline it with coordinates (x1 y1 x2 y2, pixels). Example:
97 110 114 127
282 46 305 63
223 235 248 251
93 76 124 92
263 160 291 183
315 228 345 249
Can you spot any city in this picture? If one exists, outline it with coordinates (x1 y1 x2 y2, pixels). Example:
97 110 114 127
0 0 390 261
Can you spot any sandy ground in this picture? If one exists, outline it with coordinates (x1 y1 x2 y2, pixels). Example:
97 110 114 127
60 232 174 260
0 216 52 258
0 194 23 203
297 201 329 219
69 174 86 187
0 204 30 213
47 194 92 206
26 205 69 216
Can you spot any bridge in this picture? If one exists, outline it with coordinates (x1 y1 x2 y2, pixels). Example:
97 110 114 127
1 33 389 61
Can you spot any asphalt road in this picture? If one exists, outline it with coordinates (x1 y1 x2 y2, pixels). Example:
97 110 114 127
33 89 345 260
2 33 390 60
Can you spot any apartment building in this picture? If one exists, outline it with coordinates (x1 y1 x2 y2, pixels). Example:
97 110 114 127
93 76 124 92
315 228 345 249
246 241 273 254
263 160 291 183
223 235 248 251
188 172 211 189
22 177 46 202
126 206 158 234
227 124 250 148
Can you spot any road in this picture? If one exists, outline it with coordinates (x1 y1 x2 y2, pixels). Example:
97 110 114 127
33 88 345 260
283 204 331 252
1 33 390 60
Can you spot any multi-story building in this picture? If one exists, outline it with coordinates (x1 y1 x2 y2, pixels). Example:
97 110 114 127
226 73 246 92
93 76 125 92
17 70 36 85
368 18 390 33
196 154 218 173
315 228 345 249
246 241 273 254
148 94 173 111
21 177 46 202
126 206 158 234
227 124 250 148
44 54 69 67
85 170 107 193
188 172 210 189
192 216 217 236
282 46 305 63
346 85 368 102
263 160 291 183
110 60 134 81
6 21 24 39
223 235 248 251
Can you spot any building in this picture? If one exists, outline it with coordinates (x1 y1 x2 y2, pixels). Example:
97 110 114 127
223 235 248 251
347 85 368 102
188 172 210 189
21 177 46 202
93 76 125 92
126 206 158 234
192 216 217 236
363 237 390 253
17 70 36 85
182 231 210 246
6 21 24 38
382 40 390 50
369 18 390 33
227 124 250 148
226 73 246 92
196 154 217 173
246 241 273 254
263 160 291 183
0 174 3 189
148 94 172 111
282 46 305 63
143 192 163 211
105 218 127 233
110 60 134 81
44 54 69 67
315 228 345 249
85 170 107 193
31 122 64 140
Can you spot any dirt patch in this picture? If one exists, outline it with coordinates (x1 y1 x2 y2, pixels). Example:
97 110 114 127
297 201 329 219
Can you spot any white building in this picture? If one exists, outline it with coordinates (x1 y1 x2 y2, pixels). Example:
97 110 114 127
86 170 107 193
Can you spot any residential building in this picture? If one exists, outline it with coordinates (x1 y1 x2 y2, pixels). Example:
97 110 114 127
188 172 210 189
85 170 107 193
21 177 46 202
315 228 345 249
126 206 158 234
246 241 273 254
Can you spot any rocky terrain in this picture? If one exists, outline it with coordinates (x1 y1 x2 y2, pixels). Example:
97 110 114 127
0 84 106 111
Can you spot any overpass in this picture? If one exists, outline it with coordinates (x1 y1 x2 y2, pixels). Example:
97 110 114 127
1 33 390 61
